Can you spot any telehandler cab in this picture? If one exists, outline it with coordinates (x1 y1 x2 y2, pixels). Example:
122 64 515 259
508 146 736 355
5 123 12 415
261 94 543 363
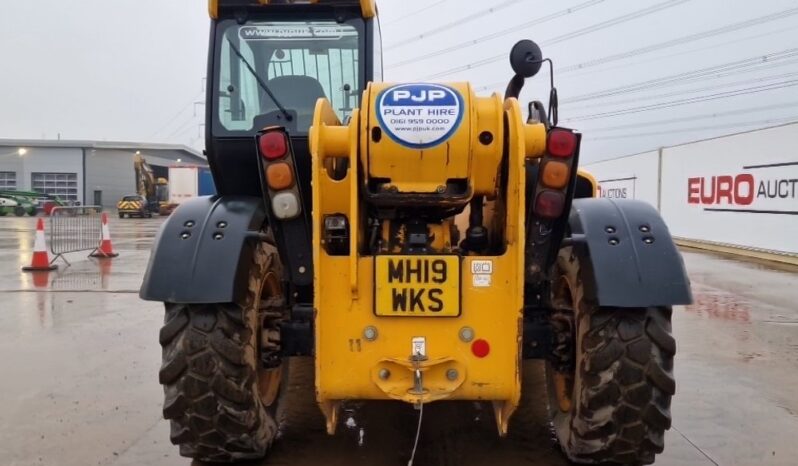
141 0 692 463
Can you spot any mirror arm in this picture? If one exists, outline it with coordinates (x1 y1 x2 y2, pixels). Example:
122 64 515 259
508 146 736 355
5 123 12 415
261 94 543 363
504 74 526 100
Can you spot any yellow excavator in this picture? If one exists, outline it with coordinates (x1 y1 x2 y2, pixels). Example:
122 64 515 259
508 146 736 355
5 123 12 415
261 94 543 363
126 154 170 215
140 1 692 464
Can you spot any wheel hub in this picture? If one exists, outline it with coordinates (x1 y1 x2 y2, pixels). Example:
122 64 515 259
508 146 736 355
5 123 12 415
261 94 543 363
257 270 287 408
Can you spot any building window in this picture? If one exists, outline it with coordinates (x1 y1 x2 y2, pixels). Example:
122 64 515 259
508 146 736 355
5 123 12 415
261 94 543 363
31 172 79 202
0 172 16 190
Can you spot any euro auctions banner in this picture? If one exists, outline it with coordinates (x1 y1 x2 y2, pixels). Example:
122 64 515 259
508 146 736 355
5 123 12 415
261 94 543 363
685 165 797 213
660 123 798 255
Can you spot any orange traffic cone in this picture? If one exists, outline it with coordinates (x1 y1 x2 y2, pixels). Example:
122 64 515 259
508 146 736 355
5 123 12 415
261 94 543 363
23 218 58 271
91 212 119 258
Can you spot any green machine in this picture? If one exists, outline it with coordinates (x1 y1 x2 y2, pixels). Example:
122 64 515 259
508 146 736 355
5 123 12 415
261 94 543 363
0 190 64 217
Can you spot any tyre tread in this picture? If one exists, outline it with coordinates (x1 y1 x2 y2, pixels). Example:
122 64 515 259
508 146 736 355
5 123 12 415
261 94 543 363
548 248 676 465
158 243 283 462
568 307 675 465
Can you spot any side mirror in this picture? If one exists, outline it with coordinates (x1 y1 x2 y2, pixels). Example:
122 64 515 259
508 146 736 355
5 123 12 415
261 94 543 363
510 40 543 78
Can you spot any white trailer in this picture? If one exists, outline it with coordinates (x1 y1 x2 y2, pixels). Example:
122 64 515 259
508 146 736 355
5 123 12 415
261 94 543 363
168 166 199 206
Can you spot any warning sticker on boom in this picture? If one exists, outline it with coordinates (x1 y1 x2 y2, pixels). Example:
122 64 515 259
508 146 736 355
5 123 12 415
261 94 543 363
376 83 464 149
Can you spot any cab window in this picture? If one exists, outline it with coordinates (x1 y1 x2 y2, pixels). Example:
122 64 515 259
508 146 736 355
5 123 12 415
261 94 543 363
215 20 364 135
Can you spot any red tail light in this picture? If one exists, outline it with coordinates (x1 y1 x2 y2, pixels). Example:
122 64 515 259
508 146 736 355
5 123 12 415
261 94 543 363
548 129 577 158
259 132 288 160
535 190 566 218
471 339 490 358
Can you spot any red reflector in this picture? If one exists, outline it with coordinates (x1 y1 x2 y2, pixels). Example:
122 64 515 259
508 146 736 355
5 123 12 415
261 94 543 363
535 190 566 219
471 339 490 358
548 129 577 157
259 132 288 160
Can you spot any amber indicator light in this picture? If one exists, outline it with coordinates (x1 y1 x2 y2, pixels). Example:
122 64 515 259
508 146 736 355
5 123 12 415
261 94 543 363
267 162 294 190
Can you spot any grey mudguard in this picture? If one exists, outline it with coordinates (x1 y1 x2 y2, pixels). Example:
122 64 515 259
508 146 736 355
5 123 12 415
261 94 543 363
568 198 692 307
140 195 267 304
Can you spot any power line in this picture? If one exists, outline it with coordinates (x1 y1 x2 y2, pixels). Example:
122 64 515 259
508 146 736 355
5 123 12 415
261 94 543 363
546 0 690 45
562 48 798 104
382 1 447 26
586 101 798 132
560 6 798 74
165 115 202 140
563 63 798 110
423 0 693 79
473 24 798 92
565 79 798 122
149 89 205 139
584 115 798 141
555 25 798 81
385 0 528 51
387 0 605 69
150 101 192 138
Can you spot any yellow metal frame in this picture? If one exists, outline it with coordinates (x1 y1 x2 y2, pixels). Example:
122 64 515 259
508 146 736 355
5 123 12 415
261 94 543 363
577 169 598 197
209 0 376 19
310 83 547 435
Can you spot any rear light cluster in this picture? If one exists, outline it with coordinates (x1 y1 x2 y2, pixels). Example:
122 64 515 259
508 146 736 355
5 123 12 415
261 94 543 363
547 129 578 158
533 128 579 219
257 129 301 220
259 132 288 160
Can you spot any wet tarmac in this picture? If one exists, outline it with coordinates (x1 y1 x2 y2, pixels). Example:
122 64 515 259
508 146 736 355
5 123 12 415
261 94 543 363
0 216 796 466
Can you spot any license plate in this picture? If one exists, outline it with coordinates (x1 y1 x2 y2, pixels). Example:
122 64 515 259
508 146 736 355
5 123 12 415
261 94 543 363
374 255 460 317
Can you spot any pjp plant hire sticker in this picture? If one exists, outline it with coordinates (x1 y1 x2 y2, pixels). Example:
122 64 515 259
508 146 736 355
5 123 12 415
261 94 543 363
376 83 464 149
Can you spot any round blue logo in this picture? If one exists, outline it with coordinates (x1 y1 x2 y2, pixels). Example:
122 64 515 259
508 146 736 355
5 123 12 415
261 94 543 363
376 83 464 149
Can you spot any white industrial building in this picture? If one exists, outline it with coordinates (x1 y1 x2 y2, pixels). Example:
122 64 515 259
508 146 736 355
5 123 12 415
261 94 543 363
0 139 207 208
583 121 798 263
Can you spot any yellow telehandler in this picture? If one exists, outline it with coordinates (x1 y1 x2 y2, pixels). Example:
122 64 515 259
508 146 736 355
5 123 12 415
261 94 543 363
141 1 691 463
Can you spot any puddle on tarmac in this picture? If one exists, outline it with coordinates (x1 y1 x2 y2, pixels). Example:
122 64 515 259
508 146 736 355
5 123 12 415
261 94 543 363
30 260 115 291
0 239 24 249
9 255 131 292
685 286 752 323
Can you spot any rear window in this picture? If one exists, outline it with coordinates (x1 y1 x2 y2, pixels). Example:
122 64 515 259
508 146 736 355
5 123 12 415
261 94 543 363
123 196 142 202
214 19 364 136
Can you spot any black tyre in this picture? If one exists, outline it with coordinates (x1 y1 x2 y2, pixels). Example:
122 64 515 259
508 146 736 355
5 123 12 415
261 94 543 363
545 247 676 465
159 241 287 462
14 206 25 217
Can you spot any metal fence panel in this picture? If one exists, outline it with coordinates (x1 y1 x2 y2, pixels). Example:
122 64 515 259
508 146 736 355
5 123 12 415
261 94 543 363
49 206 103 257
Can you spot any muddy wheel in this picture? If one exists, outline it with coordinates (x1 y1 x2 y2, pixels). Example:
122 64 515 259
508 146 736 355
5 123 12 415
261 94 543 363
545 247 676 465
159 241 287 462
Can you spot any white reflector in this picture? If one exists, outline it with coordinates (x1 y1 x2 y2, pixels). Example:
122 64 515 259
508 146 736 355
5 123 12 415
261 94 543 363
272 192 301 219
